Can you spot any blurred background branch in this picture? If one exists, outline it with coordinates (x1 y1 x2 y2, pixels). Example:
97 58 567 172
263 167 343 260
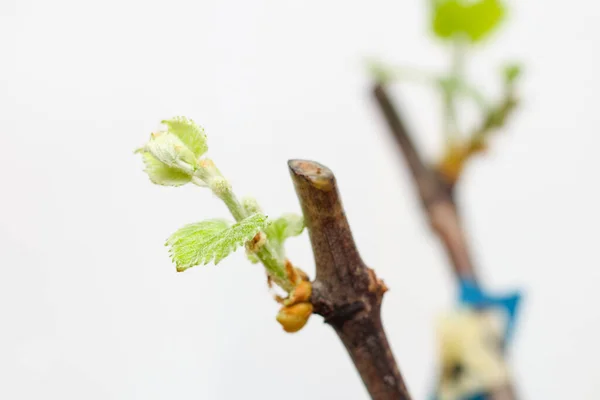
373 83 517 399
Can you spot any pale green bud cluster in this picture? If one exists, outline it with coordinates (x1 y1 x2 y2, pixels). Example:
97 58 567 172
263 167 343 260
144 131 197 170
136 117 210 187
209 176 232 197
242 197 263 215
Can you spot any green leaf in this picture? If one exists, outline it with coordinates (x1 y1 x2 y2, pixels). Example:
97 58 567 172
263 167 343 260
144 132 197 170
162 116 208 158
503 63 522 84
265 213 304 259
167 213 269 271
140 152 192 186
432 0 505 43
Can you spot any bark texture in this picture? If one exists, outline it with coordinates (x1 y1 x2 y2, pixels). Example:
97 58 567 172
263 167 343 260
289 159 412 400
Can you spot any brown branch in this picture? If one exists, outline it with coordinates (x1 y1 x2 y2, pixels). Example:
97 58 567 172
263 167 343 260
373 83 477 281
372 83 518 400
288 159 412 400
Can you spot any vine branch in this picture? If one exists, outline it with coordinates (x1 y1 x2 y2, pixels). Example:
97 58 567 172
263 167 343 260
372 83 517 400
288 159 412 400
373 83 477 281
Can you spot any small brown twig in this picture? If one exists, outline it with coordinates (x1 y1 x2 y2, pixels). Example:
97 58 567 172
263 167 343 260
288 159 412 400
372 83 517 400
438 90 519 185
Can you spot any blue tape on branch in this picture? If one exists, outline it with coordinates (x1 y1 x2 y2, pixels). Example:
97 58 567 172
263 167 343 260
466 393 488 400
458 279 522 343
431 391 488 400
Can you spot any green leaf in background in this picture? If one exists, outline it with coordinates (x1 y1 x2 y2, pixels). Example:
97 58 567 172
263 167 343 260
432 0 505 43
503 63 522 84
167 213 269 271
140 152 192 186
161 116 208 158
265 213 305 259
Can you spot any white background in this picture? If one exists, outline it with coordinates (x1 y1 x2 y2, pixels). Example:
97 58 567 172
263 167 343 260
1 0 599 399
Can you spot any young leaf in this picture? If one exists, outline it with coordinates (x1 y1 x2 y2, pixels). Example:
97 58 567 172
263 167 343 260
432 0 505 43
503 63 522 84
161 116 208 158
144 131 197 169
167 213 269 271
140 152 192 186
265 213 305 259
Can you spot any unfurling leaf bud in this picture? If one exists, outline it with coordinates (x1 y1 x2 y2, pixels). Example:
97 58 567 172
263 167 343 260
136 117 210 185
145 131 197 170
